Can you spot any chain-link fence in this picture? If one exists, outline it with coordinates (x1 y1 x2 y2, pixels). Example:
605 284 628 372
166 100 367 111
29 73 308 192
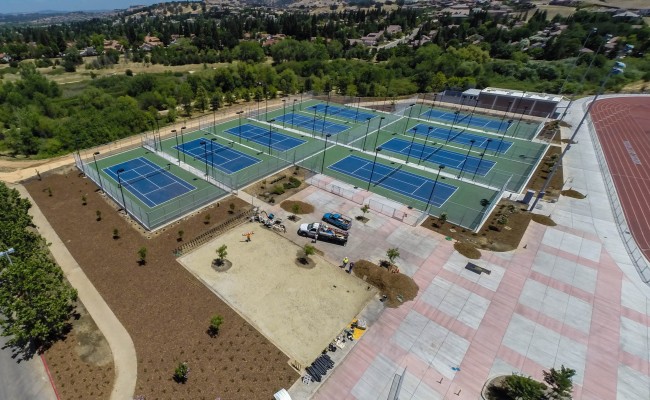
74 152 227 231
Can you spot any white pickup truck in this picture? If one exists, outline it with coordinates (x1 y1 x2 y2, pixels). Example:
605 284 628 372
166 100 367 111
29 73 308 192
298 222 349 245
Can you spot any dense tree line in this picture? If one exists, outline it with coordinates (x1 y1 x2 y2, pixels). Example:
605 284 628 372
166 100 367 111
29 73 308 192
0 6 648 158
0 182 78 354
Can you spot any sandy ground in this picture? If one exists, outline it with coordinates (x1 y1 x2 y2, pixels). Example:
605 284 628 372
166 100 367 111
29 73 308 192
178 227 378 367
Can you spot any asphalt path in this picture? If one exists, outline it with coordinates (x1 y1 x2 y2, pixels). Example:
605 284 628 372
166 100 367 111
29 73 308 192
0 335 57 400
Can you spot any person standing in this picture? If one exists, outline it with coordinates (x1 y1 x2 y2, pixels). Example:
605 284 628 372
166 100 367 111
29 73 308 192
347 262 354 274
342 257 349 269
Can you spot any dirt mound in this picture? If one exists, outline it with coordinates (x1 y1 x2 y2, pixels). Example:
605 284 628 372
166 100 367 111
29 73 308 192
353 260 418 308
454 242 481 259
561 189 586 199
531 214 557 226
280 200 314 214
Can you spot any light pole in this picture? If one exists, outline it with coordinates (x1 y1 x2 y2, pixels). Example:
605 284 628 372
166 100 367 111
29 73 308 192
311 108 318 136
556 28 599 116
355 96 361 122
372 116 386 151
495 120 512 156
267 119 275 154
425 165 445 213
282 99 286 128
0 247 15 265
321 133 332 173
427 93 438 122
405 127 418 164
512 106 528 138
402 103 416 136
361 117 373 151
419 126 434 165
236 111 244 144
561 34 616 121
210 138 217 176
320 105 330 137
472 140 491 180
92 152 104 193
292 99 297 125
172 129 180 164
200 141 209 176
530 62 627 211
367 147 383 191
116 168 128 217
445 110 460 144
180 125 187 163
465 98 480 129
457 139 475 178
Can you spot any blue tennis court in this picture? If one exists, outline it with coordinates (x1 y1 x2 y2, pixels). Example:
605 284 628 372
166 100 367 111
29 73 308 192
175 138 260 174
421 108 509 132
380 138 495 177
306 104 376 122
409 123 513 153
328 155 457 208
103 157 195 208
275 113 349 135
225 123 306 151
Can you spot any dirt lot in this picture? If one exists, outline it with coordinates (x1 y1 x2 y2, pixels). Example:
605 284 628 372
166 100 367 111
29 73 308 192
25 169 298 400
179 227 377 367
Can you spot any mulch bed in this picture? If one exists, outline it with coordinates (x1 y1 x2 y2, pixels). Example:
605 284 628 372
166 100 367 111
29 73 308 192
280 200 314 215
352 260 418 308
45 301 114 400
243 166 311 205
26 170 298 400
454 242 482 259
527 145 564 199
531 214 557 226
424 200 532 253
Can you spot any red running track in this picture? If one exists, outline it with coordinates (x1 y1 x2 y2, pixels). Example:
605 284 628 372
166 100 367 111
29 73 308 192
591 97 650 262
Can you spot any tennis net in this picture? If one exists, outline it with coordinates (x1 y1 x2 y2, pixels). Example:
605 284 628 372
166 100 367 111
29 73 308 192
373 165 403 187
421 144 445 163
120 166 170 186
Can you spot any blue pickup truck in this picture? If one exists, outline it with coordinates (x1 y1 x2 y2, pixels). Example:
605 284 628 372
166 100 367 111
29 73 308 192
322 213 353 231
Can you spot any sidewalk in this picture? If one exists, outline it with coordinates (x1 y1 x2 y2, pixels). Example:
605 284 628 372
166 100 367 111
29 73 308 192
14 184 138 400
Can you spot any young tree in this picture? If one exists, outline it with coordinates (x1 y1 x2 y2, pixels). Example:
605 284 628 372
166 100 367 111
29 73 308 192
361 204 370 218
543 365 576 399
229 203 235 213
177 230 184 242
386 248 400 265
112 228 120 239
438 212 448 225
208 315 224 336
216 245 227 264
204 214 211 225
504 374 546 400
96 210 102 221
300 244 316 264
137 247 147 265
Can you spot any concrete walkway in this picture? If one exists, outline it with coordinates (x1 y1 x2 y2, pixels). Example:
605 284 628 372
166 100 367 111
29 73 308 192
14 184 138 400
265 97 650 400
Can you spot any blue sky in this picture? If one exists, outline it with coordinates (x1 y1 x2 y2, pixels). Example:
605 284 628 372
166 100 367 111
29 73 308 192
1 1 177 13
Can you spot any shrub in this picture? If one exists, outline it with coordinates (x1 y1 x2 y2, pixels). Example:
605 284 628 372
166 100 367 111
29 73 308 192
81 194 87 205
112 228 119 239
229 203 235 213
177 230 184 241
204 214 211 224
137 247 147 265
271 185 285 195
96 210 102 221
173 362 189 383
209 315 224 336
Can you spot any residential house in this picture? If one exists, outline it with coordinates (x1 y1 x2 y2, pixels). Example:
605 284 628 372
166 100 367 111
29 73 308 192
361 31 383 46
385 25 402 35
103 40 124 53
140 35 164 51
79 47 98 57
